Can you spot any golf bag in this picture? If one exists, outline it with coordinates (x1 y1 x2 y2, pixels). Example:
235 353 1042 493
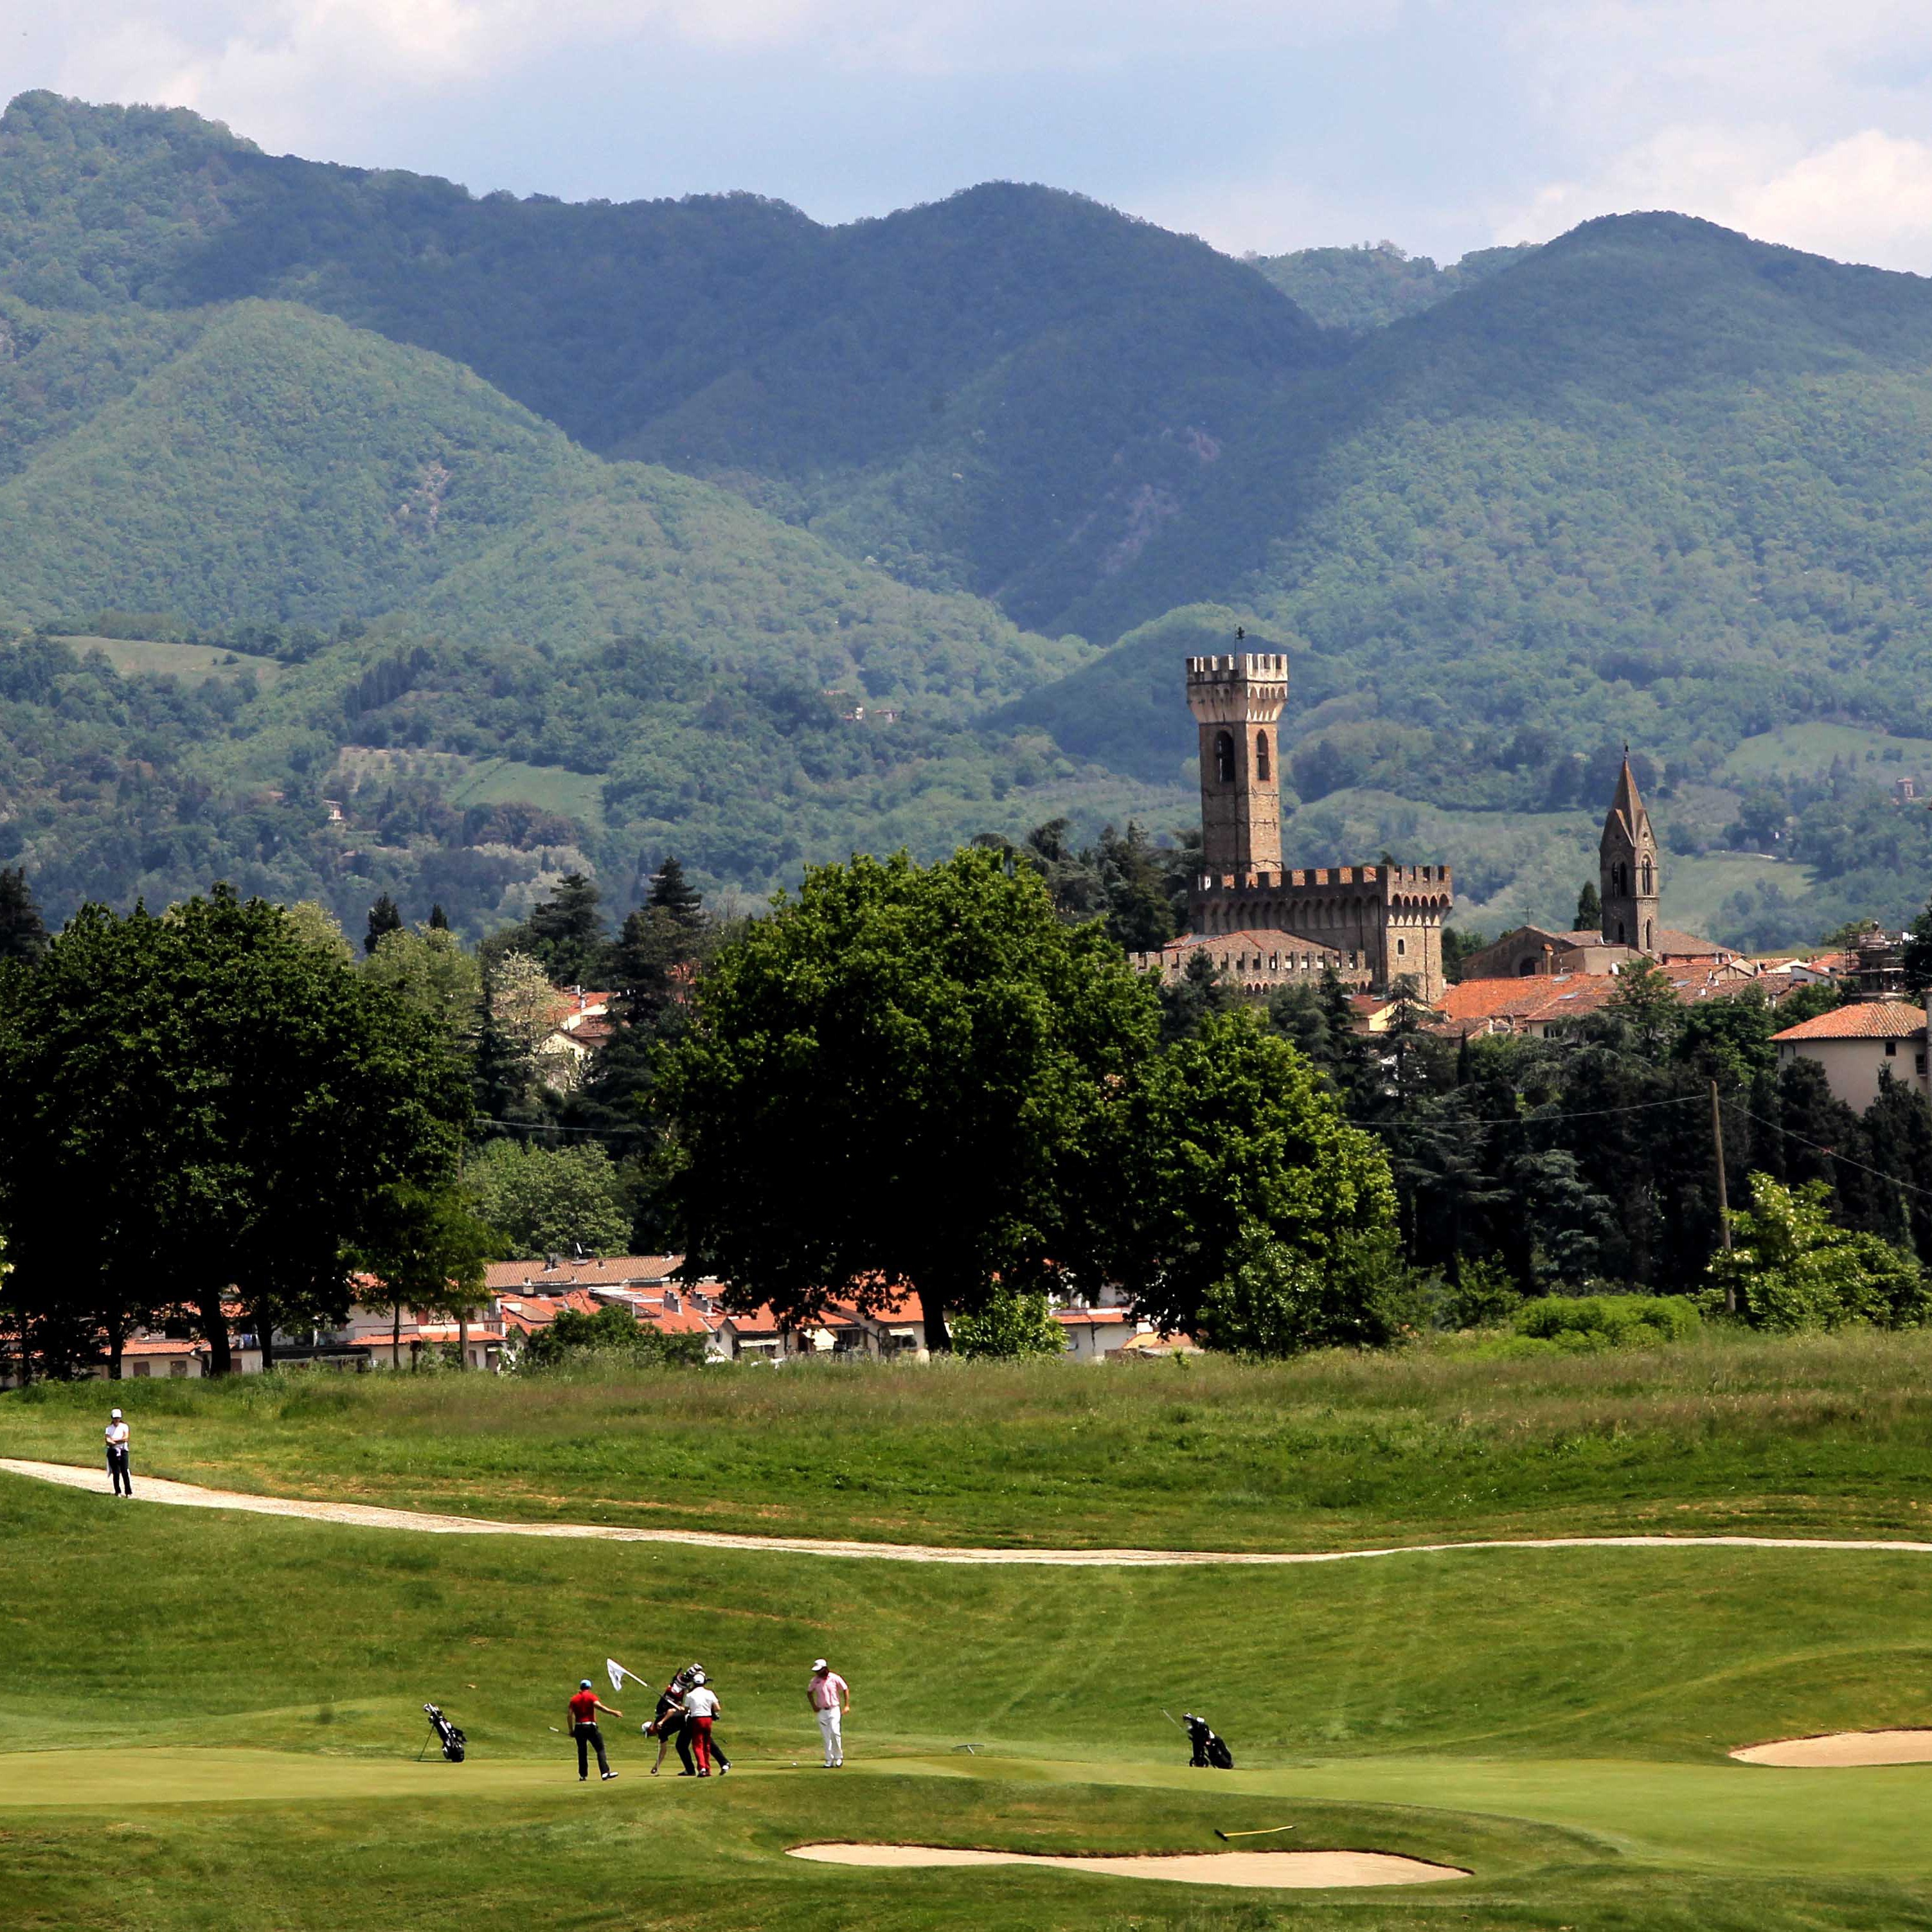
423 1702 466 1763
1185 1712 1233 1770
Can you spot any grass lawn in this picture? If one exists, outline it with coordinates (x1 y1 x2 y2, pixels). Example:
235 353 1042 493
10 1470 1932 1928
1721 722 1932 785
12 1330 1932 1551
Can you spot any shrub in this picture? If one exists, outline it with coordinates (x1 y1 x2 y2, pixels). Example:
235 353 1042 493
515 1303 707 1372
1195 1224 1424 1357
1706 1172 1932 1332
951 1287 1064 1360
1512 1294 1701 1352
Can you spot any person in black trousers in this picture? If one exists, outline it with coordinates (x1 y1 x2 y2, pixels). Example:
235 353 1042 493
568 1679 621 1781
105 1408 132 1497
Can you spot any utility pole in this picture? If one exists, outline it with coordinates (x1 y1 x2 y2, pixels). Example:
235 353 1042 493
1711 1078 1734 1312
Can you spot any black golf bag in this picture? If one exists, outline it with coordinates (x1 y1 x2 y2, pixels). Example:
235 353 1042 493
424 1702 466 1763
1185 1712 1233 1770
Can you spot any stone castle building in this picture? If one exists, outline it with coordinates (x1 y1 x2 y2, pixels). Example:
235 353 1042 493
1134 650 1454 1000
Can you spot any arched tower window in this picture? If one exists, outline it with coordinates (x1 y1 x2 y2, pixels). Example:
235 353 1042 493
1255 731 1271 782
1645 918 1654 950
1640 859 1653 895
1214 730 1235 785
1611 863 1627 895
1616 919 1627 944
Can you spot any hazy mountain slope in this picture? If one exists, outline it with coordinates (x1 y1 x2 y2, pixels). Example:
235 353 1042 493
0 287 1142 927
1247 241 1538 330
0 93 1337 633
0 300 584 631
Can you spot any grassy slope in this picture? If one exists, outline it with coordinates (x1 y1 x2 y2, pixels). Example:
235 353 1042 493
12 1331 1932 1551
11 1471 1932 1928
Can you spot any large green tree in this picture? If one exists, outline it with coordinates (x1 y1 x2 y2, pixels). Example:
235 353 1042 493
0 887 470 1373
1109 1008 1399 1346
460 1138 633 1261
657 846 1158 1345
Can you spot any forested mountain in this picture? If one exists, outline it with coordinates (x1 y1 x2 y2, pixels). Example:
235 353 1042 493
1246 240 1539 330
10 90 1932 946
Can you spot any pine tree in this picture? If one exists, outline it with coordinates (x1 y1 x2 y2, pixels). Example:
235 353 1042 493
364 893 403 956
1575 881 1602 931
428 904 449 931
0 867 48 963
645 855 703 925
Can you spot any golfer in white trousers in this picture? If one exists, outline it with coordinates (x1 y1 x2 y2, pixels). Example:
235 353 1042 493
807 1658 850 1766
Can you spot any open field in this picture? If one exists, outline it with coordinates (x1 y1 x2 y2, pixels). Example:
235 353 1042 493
11 1465 1932 1928
60 635 286 688
13 1330 1932 1550
1721 722 1932 785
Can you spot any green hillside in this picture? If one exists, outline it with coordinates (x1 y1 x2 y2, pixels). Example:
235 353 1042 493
1246 239 1539 330
10 91 1932 944
0 290 1142 927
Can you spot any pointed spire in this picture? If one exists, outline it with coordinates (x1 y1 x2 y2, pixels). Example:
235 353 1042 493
1611 752 1644 825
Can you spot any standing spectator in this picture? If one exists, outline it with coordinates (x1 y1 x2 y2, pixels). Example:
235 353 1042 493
104 1408 132 1498
807 1658 850 1767
681 1672 722 1776
568 1677 621 1782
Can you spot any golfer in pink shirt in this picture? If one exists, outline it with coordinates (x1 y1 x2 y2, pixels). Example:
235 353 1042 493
807 1658 850 1766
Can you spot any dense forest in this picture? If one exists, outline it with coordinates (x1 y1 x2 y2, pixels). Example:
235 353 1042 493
7 91 1932 944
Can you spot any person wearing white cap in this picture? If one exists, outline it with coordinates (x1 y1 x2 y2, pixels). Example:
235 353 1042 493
807 1658 849 1767
103 1408 132 1497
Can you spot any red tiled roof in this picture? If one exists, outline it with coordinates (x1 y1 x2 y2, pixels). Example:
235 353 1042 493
487 1256 684 1291
1774 1001 1928 1042
1053 1307 1137 1327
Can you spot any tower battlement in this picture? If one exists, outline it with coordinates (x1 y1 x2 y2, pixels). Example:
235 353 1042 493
1185 653 1289 726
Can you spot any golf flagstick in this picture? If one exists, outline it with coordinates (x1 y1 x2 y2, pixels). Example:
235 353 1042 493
606 1658 648 1695
1213 1824 1296 1841
1160 1709 1186 1733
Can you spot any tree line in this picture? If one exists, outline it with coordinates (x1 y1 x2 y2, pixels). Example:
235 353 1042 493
4 825 1932 1381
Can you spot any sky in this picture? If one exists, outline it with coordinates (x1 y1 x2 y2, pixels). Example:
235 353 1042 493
8 1 1932 270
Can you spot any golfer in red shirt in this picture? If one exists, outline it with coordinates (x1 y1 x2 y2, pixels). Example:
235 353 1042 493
568 1679 622 1782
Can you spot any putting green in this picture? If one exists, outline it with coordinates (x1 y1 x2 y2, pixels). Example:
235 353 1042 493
873 1750 1932 1879
0 1747 587 1809
14 1740 1932 1886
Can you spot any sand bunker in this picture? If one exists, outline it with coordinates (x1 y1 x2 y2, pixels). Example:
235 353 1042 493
1731 1729 1932 1768
787 1844 1468 1888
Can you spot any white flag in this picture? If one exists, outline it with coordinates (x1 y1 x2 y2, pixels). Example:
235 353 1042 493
606 1658 632 1694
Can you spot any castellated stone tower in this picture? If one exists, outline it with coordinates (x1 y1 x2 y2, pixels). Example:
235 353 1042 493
1187 652 1287 877
1598 754 1661 954
1181 650 1453 999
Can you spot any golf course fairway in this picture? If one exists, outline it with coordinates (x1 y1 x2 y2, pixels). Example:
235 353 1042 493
15 1352 1932 1928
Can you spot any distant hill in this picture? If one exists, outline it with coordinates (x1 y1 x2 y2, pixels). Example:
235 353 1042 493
1245 241 1539 331
12 92 1932 945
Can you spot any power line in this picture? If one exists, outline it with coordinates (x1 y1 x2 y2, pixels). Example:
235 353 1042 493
1739 1109 1932 1204
1370 1093 1704 1129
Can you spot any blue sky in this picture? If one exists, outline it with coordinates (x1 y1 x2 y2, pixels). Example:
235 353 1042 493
11 2 1932 269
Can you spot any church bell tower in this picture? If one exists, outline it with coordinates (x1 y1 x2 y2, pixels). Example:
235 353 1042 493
1186 652 1287 879
1599 753 1661 954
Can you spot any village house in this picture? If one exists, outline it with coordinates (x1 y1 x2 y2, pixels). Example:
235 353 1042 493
1772 999 1932 1113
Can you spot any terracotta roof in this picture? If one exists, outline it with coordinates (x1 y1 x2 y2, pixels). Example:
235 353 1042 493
120 1337 201 1356
1654 929 1730 957
1150 928 1342 960
487 1256 684 1291
1774 1001 1928 1042
1436 978 1559 1023
1053 1307 1138 1327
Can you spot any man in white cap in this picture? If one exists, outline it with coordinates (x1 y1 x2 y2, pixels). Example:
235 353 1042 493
807 1658 849 1767
104 1408 132 1497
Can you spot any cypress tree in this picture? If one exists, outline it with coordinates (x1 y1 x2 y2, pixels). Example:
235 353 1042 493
0 866 48 963
364 893 403 955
